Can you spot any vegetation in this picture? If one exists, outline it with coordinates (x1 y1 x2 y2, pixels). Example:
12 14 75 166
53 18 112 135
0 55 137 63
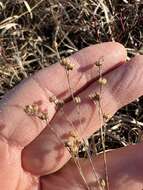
0 0 143 189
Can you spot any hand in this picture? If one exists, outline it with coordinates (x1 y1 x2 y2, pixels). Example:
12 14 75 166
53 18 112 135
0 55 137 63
0 42 143 190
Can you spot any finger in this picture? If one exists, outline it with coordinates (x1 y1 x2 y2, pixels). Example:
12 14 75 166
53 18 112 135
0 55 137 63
41 142 143 190
0 42 126 147
33 42 126 99
22 55 143 175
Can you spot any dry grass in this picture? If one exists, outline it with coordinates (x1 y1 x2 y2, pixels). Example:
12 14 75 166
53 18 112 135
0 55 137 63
0 0 143 158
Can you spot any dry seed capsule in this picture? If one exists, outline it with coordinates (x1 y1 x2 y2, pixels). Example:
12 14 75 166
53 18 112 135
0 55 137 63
103 113 110 121
24 104 39 115
32 104 39 114
74 96 81 104
38 112 48 121
49 96 64 108
95 60 102 67
24 105 33 114
60 57 74 70
99 178 106 189
98 77 107 85
65 132 81 157
56 100 64 109
60 57 68 66
89 92 100 101
52 41 58 49
66 62 74 71
49 96 57 103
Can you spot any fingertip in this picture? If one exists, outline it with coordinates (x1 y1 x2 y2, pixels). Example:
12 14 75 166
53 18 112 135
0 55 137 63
71 41 127 65
94 41 127 60
112 42 127 60
102 41 127 63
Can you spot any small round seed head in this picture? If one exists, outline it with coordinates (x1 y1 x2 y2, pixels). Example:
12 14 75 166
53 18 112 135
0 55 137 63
56 100 64 109
65 132 81 157
74 96 81 104
52 41 58 49
49 96 57 103
24 105 33 114
49 96 64 109
99 178 106 188
103 113 110 121
89 92 100 101
60 57 68 66
95 60 102 67
66 62 74 71
38 112 48 121
60 57 74 70
32 104 39 113
98 77 107 85
24 104 39 115
25 104 49 122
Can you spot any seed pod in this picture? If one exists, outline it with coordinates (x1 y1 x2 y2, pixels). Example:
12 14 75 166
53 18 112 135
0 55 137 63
99 178 106 189
52 41 58 50
74 96 81 104
66 62 74 70
24 104 39 116
65 132 81 158
49 96 64 109
98 77 107 85
103 113 110 121
56 100 64 109
38 112 48 121
24 105 33 114
89 92 100 101
60 57 74 71
95 60 102 67
49 96 57 103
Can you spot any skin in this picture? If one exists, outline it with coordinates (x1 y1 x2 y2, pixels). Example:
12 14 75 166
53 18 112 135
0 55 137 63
0 42 143 190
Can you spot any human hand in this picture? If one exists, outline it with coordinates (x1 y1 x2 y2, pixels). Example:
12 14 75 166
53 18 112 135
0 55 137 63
0 42 143 190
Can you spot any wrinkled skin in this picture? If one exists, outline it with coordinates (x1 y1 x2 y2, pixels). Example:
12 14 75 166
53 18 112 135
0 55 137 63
0 42 143 190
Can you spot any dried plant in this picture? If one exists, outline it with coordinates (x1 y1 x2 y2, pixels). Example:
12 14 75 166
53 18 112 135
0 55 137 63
1 0 143 189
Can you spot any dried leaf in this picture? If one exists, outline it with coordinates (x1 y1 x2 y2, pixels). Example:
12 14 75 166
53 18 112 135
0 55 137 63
23 1 33 19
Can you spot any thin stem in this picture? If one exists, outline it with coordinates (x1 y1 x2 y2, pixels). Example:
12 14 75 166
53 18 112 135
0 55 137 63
45 117 90 189
76 103 103 190
54 45 91 190
98 65 109 190
65 68 102 190
75 158 91 190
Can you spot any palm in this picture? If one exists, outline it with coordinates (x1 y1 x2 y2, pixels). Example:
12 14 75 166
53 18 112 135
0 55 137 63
0 146 37 189
0 42 143 190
